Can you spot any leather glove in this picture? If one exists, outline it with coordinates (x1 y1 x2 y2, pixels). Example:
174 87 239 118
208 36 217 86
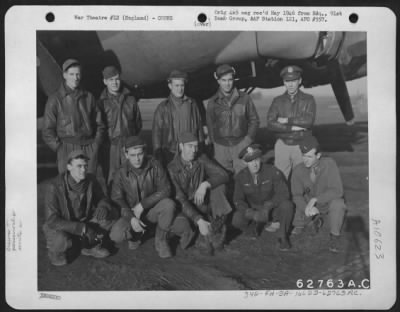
82 225 103 248
94 205 108 221
121 208 134 219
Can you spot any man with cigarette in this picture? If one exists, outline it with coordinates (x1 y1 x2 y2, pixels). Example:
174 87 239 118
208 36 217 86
42 58 105 174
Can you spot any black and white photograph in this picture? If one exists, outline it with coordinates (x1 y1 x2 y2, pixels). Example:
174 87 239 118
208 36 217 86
5 6 396 309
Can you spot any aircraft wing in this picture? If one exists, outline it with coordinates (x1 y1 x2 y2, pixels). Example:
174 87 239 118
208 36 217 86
37 31 366 123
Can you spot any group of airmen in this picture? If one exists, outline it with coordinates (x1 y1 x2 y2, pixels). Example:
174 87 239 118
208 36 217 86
42 58 346 266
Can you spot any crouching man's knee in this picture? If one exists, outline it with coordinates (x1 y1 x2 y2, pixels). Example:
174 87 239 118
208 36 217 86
279 200 294 214
43 224 72 253
157 198 176 230
231 210 248 229
170 214 195 250
328 198 346 212
109 218 132 244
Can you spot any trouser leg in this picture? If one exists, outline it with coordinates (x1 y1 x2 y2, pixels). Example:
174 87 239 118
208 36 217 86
275 200 294 238
213 143 233 173
293 198 307 228
106 218 132 244
290 144 303 169
170 214 195 249
100 143 111 187
231 210 249 229
145 198 176 230
274 139 292 180
232 138 252 174
42 223 72 253
82 142 99 175
328 198 346 236
209 184 232 218
56 142 72 174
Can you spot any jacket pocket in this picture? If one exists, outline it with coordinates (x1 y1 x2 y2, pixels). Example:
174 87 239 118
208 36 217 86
57 116 73 135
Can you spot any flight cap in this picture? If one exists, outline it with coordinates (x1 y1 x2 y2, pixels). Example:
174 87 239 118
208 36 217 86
168 70 188 82
299 136 320 154
67 149 89 163
125 136 146 150
62 59 80 72
179 132 198 144
215 64 236 79
103 66 120 79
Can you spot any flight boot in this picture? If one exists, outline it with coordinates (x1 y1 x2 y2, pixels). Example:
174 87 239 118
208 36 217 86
196 233 214 256
81 244 110 258
155 226 172 259
209 215 227 251
179 228 195 250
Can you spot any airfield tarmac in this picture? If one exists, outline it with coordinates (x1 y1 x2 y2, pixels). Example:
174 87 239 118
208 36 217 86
37 90 369 291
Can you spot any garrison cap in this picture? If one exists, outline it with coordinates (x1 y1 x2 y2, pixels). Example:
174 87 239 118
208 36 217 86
168 70 188 81
280 65 303 81
125 136 146 150
299 136 320 154
102 66 120 79
215 64 236 79
62 59 80 72
67 149 89 162
179 132 198 144
239 144 262 162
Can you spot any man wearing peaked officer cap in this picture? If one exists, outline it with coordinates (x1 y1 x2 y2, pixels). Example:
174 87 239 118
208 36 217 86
206 64 260 174
98 65 142 187
280 65 303 81
232 143 294 251
152 70 204 167
42 148 131 266
291 136 346 253
42 58 105 175
266 64 316 182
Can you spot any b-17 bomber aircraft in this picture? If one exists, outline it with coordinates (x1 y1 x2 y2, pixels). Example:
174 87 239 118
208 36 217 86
37 31 366 125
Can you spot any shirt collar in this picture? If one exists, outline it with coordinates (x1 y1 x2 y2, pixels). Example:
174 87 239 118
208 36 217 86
169 93 189 106
217 87 238 100
59 82 84 98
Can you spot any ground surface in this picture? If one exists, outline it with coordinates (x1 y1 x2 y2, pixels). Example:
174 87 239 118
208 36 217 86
37 94 369 291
